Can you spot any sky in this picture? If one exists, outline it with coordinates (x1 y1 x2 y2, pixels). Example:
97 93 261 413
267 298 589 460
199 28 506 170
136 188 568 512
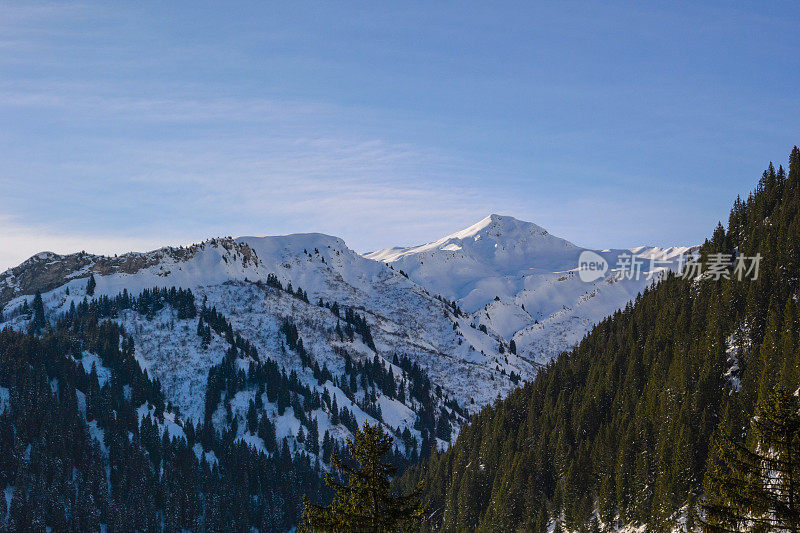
1 1 799 271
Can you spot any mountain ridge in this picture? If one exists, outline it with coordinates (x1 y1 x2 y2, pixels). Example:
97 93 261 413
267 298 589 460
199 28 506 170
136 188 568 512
1 216 695 373
365 213 697 364
0 212 697 531
0 230 529 449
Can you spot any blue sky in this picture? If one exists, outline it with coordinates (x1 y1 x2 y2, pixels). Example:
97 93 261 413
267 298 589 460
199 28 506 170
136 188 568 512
1 1 799 270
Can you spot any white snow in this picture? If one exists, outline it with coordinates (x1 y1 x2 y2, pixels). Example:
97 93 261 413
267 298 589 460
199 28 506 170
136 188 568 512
137 404 187 441
80 352 111 385
0 216 692 461
367 214 697 366
193 443 218 465
4 486 13 525
724 328 749 393
0 387 8 414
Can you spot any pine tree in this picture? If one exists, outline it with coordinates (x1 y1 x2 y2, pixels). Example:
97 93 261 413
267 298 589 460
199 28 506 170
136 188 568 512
86 274 96 296
301 423 424 532
29 290 46 333
703 389 800 531
247 400 258 433
331 394 340 425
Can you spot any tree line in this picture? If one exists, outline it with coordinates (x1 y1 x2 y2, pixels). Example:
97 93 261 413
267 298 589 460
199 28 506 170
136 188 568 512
399 147 800 531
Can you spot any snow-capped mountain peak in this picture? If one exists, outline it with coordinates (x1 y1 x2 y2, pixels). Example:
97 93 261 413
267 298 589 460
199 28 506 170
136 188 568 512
366 214 576 265
365 215 587 313
0 218 695 464
365 214 696 365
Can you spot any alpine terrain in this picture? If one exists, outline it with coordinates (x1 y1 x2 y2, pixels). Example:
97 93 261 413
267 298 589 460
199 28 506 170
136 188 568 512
368 214 695 366
400 148 800 532
0 214 690 530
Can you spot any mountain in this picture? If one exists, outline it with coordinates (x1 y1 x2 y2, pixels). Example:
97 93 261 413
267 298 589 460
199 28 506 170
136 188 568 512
400 149 800 531
1 233 520 528
0 213 693 530
0 217 693 450
367 213 696 365
0 233 528 455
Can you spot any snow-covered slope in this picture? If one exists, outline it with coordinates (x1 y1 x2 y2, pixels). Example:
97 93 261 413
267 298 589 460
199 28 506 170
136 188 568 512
366 214 696 365
0 218 694 461
0 233 527 460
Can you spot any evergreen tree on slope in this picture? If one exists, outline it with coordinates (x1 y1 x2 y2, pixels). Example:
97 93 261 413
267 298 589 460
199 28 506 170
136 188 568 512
703 389 800 532
301 422 424 532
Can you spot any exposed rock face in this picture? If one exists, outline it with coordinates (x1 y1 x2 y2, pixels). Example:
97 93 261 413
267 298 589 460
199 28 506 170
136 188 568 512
0 238 257 309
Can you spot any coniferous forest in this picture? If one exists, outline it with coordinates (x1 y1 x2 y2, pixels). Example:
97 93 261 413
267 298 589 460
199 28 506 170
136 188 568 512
2 148 799 531
5 0 800 530
0 293 332 531
398 148 800 531
0 282 452 531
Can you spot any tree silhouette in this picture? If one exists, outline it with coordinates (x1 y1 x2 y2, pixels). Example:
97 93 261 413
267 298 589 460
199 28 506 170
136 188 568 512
29 290 46 333
86 273 97 296
301 423 424 532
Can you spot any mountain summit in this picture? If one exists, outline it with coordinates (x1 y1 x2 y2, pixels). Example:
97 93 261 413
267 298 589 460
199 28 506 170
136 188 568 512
367 214 578 270
366 214 581 309
0 218 693 467
366 214 695 363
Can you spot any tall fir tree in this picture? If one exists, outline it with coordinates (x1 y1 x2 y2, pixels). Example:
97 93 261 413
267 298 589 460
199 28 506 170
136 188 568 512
703 389 800 531
86 273 97 296
28 290 46 333
301 423 424 532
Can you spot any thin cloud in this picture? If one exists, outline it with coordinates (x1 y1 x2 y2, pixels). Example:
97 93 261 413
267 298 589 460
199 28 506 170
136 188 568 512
0 84 341 125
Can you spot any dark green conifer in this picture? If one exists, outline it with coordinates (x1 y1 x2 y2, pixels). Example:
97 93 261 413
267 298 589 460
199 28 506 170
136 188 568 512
703 389 800 531
86 273 96 296
301 423 424 532
28 290 46 333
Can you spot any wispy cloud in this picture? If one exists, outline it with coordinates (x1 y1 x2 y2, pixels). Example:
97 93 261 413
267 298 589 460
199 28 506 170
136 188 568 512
0 83 341 125
0 79 524 270
4 0 782 271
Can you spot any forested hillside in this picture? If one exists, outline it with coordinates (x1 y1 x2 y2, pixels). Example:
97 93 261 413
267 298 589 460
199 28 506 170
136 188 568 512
399 147 800 531
0 290 331 530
